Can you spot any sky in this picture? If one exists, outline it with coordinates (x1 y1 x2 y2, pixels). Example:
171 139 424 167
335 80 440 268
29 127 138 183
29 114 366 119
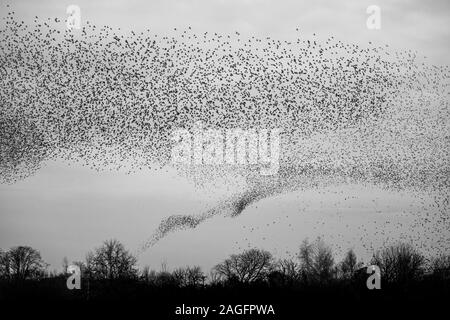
1 0 449 65
0 0 449 272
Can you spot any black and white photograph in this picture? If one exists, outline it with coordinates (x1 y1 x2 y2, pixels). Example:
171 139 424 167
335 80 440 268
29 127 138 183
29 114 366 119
0 0 449 317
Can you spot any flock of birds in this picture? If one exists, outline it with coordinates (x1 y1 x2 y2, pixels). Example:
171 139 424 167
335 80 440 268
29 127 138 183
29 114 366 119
0 8 449 258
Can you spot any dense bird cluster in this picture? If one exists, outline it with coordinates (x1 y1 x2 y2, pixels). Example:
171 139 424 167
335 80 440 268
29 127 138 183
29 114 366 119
0 10 448 256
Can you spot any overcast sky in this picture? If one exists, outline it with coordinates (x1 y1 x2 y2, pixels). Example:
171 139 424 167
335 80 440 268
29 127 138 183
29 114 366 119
0 0 448 272
2 0 449 64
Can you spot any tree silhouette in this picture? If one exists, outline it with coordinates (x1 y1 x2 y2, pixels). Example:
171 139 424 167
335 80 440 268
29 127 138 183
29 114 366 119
339 249 363 279
314 239 335 283
214 248 274 283
0 246 47 280
430 254 450 280
371 243 425 285
268 259 300 286
277 258 300 280
298 238 335 284
140 265 152 282
298 239 315 279
0 239 449 304
86 239 137 280
173 266 205 287
0 249 10 279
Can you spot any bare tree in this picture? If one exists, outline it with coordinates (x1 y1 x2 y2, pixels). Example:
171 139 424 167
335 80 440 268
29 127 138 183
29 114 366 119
209 269 222 285
277 258 300 280
339 249 363 279
214 248 274 283
140 266 159 285
371 243 425 284
3 246 47 280
172 267 187 286
314 239 335 283
172 266 205 287
430 254 450 279
268 258 300 286
154 271 178 287
431 254 450 271
186 266 205 287
86 239 137 280
298 238 335 283
141 265 151 282
0 249 10 278
298 239 315 277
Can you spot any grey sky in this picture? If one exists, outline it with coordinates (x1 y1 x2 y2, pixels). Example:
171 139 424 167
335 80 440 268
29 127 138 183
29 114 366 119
2 0 449 64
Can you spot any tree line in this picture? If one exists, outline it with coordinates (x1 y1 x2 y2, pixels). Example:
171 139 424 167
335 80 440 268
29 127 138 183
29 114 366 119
1 238 449 289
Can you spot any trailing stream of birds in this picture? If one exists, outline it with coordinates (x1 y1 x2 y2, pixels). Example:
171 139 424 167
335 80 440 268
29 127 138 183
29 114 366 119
1 9 449 257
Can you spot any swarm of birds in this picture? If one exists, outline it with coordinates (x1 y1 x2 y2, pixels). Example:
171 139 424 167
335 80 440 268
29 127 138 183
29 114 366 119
0 8 448 256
